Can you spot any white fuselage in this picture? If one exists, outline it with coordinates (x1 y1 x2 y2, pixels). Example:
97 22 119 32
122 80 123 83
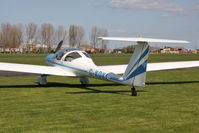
46 50 111 81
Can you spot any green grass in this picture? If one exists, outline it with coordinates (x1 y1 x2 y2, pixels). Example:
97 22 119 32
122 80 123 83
0 53 199 133
1 53 199 65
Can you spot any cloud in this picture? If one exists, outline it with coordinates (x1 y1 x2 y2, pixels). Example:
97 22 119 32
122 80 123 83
109 0 184 13
108 0 199 16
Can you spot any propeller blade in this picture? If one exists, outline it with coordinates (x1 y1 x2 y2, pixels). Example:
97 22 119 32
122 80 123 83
54 40 63 53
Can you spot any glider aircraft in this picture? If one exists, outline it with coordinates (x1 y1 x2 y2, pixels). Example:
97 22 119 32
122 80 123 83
0 37 199 96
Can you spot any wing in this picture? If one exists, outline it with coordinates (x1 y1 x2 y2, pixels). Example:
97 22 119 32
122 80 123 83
147 61 199 71
99 61 199 74
98 37 189 44
0 62 76 76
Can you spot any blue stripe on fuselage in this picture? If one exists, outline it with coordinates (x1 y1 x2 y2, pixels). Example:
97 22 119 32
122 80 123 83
126 60 148 80
125 46 149 77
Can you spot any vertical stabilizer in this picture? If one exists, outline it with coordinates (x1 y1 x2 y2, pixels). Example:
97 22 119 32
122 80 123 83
122 42 149 87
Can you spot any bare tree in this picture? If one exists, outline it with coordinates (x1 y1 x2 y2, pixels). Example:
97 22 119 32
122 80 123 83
76 26 85 47
0 23 11 50
16 24 24 46
54 25 67 44
100 28 108 50
40 23 54 52
9 26 18 48
26 22 37 51
90 26 98 49
90 26 108 49
69 25 86 48
0 23 23 51
69 24 77 48
0 22 108 53
26 22 37 42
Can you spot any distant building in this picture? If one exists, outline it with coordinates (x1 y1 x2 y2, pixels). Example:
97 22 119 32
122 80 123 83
106 49 114 54
19 43 48 53
161 46 188 54
188 49 197 54
114 48 124 54
150 46 163 54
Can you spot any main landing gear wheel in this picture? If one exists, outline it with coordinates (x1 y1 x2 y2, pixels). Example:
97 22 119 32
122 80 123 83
38 75 47 86
80 77 89 86
131 86 137 96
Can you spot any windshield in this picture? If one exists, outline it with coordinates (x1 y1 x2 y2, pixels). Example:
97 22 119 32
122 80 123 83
56 51 67 60
82 52 91 58
64 52 82 62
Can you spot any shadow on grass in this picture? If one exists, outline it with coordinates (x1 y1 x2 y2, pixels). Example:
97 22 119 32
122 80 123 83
1 81 198 95
65 86 147 96
146 80 199 85
0 82 147 96
0 82 120 88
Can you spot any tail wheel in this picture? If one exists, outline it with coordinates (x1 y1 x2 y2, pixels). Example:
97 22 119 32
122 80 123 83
131 87 137 96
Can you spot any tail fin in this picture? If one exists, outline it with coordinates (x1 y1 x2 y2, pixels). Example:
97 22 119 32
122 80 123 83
122 43 149 87
99 37 188 87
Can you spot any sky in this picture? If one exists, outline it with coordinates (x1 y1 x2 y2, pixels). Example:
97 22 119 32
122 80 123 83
0 0 199 49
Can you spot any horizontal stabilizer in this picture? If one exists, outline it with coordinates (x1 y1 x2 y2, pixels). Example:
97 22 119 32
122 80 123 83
99 61 199 74
98 37 189 44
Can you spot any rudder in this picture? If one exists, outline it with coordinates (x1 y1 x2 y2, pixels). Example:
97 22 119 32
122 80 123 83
122 43 149 87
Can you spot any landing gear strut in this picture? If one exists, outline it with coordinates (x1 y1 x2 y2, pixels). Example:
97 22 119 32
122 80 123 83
131 86 137 96
80 77 89 86
38 75 47 86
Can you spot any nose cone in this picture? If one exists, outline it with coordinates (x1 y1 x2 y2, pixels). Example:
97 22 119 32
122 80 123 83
46 54 54 61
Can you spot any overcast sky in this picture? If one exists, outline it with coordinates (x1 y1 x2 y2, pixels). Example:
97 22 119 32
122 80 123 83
0 0 199 49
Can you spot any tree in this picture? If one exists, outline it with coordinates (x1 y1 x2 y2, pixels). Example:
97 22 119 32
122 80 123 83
100 28 108 50
90 26 108 49
26 22 37 51
76 26 85 47
69 25 86 48
54 25 67 44
0 23 23 51
90 26 99 49
15 24 24 46
123 45 136 53
40 23 54 52
9 25 23 48
69 24 77 48
0 23 11 50
26 22 37 42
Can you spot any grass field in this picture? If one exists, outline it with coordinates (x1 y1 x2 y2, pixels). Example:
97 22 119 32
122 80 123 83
0 53 199 133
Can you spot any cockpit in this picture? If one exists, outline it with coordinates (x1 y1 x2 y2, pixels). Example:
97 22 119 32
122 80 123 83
55 48 90 62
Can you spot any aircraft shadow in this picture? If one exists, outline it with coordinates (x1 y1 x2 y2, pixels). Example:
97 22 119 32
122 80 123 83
65 86 147 96
146 80 199 85
0 82 147 96
0 82 118 89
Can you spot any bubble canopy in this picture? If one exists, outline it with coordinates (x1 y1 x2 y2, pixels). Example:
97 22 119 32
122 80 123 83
55 48 90 61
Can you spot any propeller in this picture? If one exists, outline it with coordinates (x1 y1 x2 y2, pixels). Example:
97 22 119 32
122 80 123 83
54 40 63 53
